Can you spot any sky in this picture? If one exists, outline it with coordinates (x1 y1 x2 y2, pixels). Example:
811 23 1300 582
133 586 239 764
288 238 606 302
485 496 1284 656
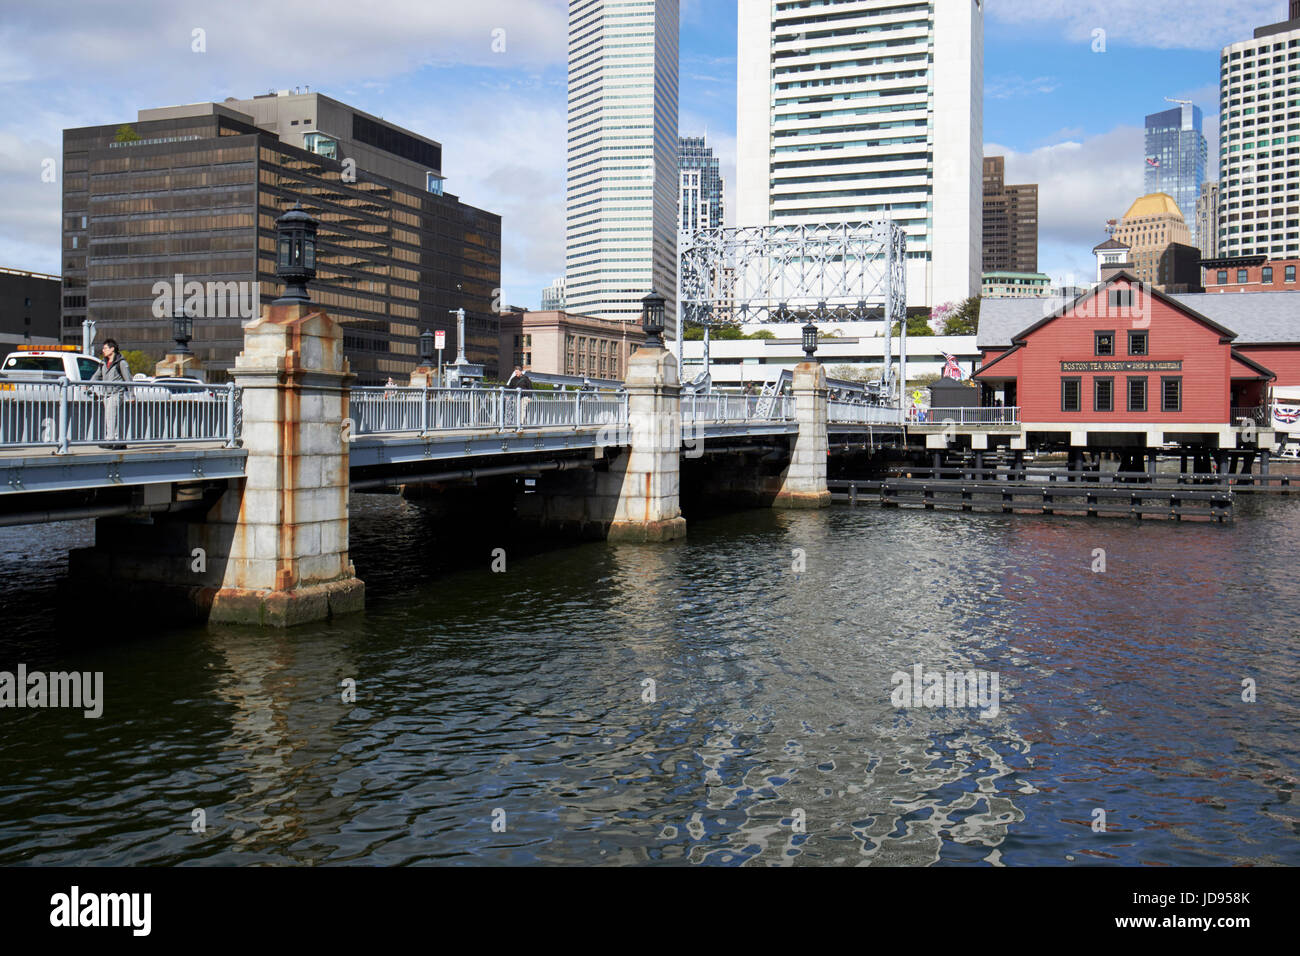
0 0 1290 309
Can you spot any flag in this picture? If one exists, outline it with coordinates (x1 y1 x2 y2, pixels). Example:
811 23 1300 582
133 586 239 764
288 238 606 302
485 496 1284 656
1146 157 1160 168
942 352 962 380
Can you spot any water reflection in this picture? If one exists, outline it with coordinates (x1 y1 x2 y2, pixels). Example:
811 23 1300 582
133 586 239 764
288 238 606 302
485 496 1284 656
0 496 1295 865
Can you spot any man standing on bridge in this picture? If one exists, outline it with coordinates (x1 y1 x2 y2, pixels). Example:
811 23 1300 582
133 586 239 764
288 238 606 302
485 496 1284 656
89 338 131 449
506 366 533 427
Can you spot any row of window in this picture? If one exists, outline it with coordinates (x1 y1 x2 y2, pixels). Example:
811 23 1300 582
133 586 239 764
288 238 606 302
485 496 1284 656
1094 329 1147 356
1215 265 1298 283
1062 377 1181 413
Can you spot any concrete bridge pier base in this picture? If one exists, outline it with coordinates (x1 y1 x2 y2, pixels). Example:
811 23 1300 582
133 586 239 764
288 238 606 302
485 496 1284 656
606 343 687 542
773 362 831 508
208 302 365 626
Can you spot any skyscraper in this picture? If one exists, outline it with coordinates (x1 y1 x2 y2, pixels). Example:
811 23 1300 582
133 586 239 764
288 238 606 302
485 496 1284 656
1143 101 1207 249
564 0 679 335
1112 193 1200 292
982 156 1038 274
1196 181 1220 258
736 0 983 308
1217 3 1300 260
678 135 724 234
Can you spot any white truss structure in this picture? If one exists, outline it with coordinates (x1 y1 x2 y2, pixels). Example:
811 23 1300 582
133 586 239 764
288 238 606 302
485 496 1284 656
676 221 909 399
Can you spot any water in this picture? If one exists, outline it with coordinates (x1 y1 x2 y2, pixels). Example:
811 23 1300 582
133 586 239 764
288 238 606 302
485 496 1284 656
0 495 1297 865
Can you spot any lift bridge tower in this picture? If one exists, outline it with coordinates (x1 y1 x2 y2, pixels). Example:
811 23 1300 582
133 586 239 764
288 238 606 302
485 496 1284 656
676 221 908 401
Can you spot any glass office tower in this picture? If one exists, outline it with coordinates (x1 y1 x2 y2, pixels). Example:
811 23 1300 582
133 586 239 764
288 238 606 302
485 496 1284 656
1144 102 1208 250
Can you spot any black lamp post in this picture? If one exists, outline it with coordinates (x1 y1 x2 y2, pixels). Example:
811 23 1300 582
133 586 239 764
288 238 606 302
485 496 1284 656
273 203 318 304
802 321 819 360
418 328 435 366
171 302 193 355
641 291 665 348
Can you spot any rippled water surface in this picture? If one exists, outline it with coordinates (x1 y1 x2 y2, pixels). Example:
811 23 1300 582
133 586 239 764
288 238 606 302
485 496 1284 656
0 495 1297 865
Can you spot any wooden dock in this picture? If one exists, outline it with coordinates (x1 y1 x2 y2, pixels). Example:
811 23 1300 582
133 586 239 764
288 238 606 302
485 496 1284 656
830 468 1236 522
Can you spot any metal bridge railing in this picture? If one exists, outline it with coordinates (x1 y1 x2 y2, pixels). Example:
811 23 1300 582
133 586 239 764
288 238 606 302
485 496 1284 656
681 393 795 424
912 406 1021 425
0 378 240 452
828 400 904 425
348 387 630 436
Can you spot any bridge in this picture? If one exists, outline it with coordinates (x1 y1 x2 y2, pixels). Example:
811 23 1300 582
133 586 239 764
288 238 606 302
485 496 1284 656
0 295 930 626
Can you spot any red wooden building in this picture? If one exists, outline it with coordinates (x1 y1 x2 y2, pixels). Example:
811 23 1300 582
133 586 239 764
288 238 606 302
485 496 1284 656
973 274 1274 462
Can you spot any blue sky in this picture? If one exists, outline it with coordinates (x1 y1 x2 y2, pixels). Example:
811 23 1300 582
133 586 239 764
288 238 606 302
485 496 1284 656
0 0 1289 308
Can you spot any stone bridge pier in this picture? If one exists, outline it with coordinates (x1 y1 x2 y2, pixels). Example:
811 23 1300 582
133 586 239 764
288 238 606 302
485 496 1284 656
773 362 831 508
66 301 365 627
517 340 687 543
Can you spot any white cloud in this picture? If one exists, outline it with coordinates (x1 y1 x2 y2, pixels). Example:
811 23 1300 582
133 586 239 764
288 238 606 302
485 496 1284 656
985 75 1059 99
0 0 571 303
988 126 1148 284
987 0 1283 50
2 0 567 90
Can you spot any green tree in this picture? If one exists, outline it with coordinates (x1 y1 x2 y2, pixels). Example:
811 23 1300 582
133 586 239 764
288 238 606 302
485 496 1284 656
113 124 141 143
747 329 775 339
119 349 158 378
941 295 981 336
891 313 935 337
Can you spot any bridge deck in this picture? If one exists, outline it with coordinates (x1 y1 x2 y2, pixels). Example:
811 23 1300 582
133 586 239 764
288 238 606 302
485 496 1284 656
1 444 247 495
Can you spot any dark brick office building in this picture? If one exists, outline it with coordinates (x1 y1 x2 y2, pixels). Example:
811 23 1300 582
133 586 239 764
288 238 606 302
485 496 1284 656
62 92 502 382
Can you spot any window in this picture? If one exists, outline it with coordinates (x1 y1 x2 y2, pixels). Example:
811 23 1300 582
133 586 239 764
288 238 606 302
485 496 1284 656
1263 266 1274 282
1287 265 1297 281
1128 376 1147 412
1162 376 1182 412
1129 331 1148 355
1094 377 1114 412
1238 269 1250 283
1062 377 1082 412
1218 270 1228 284
1095 331 1115 356
1109 289 1134 309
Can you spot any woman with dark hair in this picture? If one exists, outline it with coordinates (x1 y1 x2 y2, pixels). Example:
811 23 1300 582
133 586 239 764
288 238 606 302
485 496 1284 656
89 338 131 448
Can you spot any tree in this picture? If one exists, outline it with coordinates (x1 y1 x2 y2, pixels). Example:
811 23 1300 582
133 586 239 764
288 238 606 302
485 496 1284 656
891 313 935 337
113 124 141 143
941 295 981 336
119 349 158 378
826 364 882 383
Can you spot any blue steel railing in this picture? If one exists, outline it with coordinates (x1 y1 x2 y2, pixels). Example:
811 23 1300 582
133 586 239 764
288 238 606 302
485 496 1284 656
0 378 240 452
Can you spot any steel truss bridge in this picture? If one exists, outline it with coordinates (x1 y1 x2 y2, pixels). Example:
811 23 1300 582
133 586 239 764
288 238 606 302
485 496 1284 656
676 221 910 398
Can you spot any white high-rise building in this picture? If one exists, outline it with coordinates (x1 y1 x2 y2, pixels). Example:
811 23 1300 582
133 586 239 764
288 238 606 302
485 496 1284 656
565 0 679 334
1217 4 1300 260
736 0 983 308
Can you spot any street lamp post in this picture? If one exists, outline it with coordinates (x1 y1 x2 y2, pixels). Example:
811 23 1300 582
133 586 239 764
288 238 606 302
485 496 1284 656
172 303 194 356
802 321 819 361
641 291 665 348
273 203 318 304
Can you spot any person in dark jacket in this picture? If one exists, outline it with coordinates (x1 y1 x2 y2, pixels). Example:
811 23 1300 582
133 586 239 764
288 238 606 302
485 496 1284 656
89 338 131 448
505 366 533 427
